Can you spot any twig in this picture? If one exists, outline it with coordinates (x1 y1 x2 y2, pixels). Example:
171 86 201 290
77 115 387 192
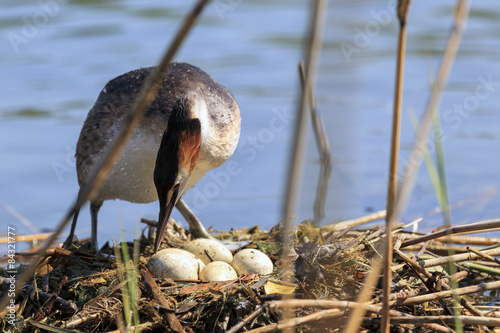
226 305 265 333
28 318 80 333
394 249 457 317
381 287 425 303
33 276 74 320
467 246 500 266
0 0 210 313
402 218 500 248
64 313 101 329
433 271 492 332
394 248 433 281
383 1 411 331
345 223 405 254
140 218 157 227
393 235 405 251
141 269 185 333
435 271 467 291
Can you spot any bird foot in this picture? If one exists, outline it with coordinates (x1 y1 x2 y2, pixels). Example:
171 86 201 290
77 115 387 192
189 227 217 240
63 238 104 256
62 235 78 250
83 243 104 256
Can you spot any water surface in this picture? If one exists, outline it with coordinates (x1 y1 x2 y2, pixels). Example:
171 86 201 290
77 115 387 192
1 0 499 252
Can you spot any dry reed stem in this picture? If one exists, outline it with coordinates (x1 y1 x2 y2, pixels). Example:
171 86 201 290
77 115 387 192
64 310 101 328
376 316 500 327
107 322 162 333
0 0 210 313
267 300 453 333
0 232 60 244
437 235 500 246
244 308 343 333
344 249 384 333
386 0 470 259
281 0 327 330
393 247 500 273
345 223 408 333
345 223 406 254
298 61 332 224
27 318 78 332
0 200 38 234
394 248 433 281
402 233 500 246
433 273 491 331
324 210 386 231
470 261 500 268
393 234 405 251
375 280 500 307
435 271 468 291
467 246 500 265
383 1 470 329
404 244 468 255
141 269 184 333
402 218 500 248
382 1 411 331
0 303 19 319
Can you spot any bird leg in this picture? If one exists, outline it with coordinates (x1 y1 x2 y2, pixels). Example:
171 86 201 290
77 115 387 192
90 201 103 254
175 198 215 239
63 205 81 249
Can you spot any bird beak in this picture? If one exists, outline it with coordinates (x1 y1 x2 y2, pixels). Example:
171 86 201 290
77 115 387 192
153 188 178 253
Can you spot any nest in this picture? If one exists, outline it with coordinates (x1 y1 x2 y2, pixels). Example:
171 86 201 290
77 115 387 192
1 219 500 332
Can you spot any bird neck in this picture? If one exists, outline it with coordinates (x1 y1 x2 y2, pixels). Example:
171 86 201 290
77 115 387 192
177 120 202 174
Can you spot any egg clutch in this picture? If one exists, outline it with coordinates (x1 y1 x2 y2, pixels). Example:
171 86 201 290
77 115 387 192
147 239 274 281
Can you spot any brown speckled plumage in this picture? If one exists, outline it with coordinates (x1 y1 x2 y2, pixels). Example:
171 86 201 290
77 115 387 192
76 62 240 192
67 62 241 252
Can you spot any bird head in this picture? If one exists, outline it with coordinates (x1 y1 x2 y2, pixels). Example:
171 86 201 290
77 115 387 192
153 91 203 252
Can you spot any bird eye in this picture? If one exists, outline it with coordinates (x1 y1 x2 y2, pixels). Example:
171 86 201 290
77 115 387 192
173 183 180 190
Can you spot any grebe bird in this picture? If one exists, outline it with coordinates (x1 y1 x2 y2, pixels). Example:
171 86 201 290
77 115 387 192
64 62 241 253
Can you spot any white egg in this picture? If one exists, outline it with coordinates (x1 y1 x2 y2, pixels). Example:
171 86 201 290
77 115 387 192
183 238 233 265
147 248 205 280
231 249 273 276
199 261 238 282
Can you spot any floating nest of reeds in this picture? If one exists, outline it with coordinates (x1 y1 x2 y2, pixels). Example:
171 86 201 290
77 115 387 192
2 218 500 332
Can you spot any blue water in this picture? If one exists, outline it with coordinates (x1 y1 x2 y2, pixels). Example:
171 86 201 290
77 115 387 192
1 0 499 253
